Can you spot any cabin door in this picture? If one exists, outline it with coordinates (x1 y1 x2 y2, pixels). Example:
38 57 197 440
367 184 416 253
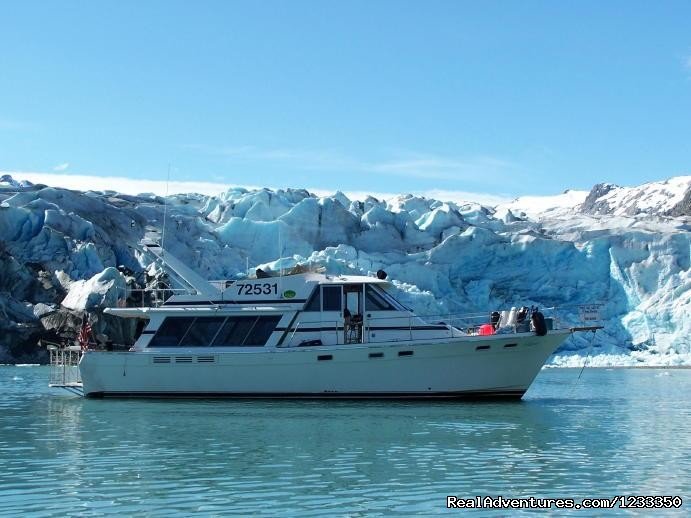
343 284 365 344
320 285 343 345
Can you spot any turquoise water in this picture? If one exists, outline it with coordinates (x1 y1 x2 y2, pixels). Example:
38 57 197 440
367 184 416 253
1 366 689 516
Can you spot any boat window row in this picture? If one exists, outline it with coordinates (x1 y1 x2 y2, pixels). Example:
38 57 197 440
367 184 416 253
148 315 281 347
304 284 400 312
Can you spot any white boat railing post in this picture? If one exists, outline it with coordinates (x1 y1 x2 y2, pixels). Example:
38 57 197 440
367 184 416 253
409 315 412 341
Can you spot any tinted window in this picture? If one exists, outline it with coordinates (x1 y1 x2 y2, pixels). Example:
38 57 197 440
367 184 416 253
212 316 257 346
244 316 281 345
181 317 226 347
322 286 341 311
365 285 394 311
304 288 321 311
149 317 195 347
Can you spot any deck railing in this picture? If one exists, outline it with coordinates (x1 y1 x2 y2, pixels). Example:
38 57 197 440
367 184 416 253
47 343 83 395
280 304 602 346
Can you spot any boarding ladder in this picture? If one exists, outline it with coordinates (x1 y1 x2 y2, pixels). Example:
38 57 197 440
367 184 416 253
47 343 84 396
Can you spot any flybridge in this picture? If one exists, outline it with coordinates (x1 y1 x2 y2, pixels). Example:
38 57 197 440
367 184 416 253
142 241 220 299
162 274 317 307
141 238 388 308
161 273 391 307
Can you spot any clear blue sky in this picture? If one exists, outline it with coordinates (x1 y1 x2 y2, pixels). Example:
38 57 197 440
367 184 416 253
1 0 690 198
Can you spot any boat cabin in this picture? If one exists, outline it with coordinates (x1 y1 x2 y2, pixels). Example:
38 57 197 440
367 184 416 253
106 273 456 350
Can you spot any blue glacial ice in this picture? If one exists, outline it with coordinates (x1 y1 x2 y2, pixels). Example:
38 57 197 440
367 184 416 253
0 173 689 365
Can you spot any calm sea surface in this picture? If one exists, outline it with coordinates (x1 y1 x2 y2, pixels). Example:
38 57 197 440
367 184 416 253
0 366 689 516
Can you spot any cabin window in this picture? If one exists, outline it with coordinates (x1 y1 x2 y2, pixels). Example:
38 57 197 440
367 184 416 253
244 315 281 345
182 317 226 347
148 316 280 347
212 316 258 346
322 286 342 312
304 288 321 311
365 285 395 311
211 316 280 346
149 317 195 347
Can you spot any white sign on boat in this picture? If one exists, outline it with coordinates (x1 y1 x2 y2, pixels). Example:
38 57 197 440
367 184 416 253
578 304 603 322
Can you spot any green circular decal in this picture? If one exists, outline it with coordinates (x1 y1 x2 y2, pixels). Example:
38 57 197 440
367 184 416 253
283 290 296 299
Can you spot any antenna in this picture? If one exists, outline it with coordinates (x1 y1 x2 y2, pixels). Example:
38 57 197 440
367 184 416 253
278 220 283 297
278 222 282 276
161 164 171 254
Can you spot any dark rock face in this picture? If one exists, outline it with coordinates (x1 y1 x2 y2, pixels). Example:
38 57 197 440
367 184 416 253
0 296 45 363
668 186 691 217
0 184 162 363
579 183 618 215
39 307 141 349
580 179 690 218
0 245 62 363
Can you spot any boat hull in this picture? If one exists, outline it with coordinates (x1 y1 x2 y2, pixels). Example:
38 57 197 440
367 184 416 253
79 330 570 399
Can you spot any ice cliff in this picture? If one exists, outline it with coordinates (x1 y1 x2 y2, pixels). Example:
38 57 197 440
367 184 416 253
0 174 689 365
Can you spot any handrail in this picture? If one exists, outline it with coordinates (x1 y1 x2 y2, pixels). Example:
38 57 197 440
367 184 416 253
288 321 301 345
353 304 600 326
109 284 222 308
282 319 343 347
338 304 602 337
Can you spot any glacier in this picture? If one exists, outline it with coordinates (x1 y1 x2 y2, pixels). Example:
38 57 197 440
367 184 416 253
0 173 689 366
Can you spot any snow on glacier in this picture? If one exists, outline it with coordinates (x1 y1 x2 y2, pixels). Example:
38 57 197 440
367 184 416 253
0 173 689 365
496 189 589 220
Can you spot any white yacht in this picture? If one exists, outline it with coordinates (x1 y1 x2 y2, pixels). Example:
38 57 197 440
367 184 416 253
52 243 598 399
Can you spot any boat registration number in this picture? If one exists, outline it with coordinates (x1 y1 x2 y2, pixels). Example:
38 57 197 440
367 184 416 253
235 283 278 296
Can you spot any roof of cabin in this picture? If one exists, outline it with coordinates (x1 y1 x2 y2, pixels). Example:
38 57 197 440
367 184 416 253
104 272 394 318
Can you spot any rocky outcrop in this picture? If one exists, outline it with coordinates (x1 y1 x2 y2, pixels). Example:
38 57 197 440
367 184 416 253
668 186 691 217
578 177 691 217
579 183 618 215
